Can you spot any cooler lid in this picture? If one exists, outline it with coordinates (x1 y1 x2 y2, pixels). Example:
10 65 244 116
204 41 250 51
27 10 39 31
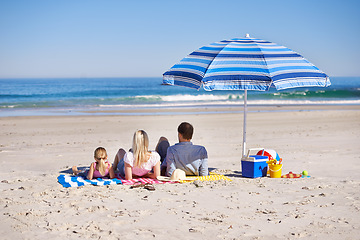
242 155 269 162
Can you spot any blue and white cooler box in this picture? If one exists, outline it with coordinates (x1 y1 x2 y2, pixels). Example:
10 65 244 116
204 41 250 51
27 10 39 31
241 155 268 178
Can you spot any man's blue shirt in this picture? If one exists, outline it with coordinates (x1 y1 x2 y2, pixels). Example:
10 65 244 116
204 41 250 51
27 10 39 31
165 141 208 177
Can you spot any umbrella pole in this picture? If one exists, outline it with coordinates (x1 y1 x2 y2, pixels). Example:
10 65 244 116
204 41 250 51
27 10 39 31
242 89 247 157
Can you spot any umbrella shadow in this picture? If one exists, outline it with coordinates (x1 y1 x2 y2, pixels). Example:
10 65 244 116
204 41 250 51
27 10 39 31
209 167 245 178
225 171 244 178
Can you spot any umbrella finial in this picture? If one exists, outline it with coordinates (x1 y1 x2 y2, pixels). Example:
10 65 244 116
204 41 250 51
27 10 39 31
245 33 250 38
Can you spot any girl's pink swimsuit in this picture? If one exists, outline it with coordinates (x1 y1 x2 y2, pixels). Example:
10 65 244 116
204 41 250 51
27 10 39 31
93 161 110 178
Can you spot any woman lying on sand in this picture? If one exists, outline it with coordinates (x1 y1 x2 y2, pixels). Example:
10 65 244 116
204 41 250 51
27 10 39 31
113 130 161 180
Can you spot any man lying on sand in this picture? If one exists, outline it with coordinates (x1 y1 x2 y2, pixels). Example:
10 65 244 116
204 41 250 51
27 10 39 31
156 122 209 177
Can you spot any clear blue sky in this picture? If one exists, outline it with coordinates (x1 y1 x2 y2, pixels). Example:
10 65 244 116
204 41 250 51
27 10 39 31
0 0 359 78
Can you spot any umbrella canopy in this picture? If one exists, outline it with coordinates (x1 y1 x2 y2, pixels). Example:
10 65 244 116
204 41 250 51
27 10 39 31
163 34 331 157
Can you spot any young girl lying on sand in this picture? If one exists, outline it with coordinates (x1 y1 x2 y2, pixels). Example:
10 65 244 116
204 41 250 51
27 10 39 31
72 147 115 180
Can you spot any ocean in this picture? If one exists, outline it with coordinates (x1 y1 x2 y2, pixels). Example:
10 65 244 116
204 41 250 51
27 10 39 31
0 77 359 117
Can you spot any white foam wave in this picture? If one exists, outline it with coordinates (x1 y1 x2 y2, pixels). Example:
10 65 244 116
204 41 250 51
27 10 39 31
99 99 360 109
138 94 243 102
0 105 16 108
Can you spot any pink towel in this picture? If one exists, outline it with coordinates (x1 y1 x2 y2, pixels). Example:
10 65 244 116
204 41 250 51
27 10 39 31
114 173 168 185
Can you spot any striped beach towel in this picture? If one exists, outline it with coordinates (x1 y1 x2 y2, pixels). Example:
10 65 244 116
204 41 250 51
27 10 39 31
121 177 166 185
58 173 167 188
57 174 122 188
58 172 231 188
179 172 232 183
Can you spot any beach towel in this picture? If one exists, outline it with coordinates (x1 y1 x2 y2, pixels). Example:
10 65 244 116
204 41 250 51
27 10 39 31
57 174 123 188
58 172 231 188
178 172 232 183
58 173 168 188
121 177 167 185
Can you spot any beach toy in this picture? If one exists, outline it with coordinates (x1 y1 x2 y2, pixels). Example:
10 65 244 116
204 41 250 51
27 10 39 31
256 149 280 175
281 171 301 178
266 160 277 165
301 170 310 178
256 149 280 162
269 163 283 178
266 159 277 175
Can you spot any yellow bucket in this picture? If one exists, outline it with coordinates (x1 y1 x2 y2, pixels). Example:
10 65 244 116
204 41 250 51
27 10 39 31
266 160 277 175
269 164 282 178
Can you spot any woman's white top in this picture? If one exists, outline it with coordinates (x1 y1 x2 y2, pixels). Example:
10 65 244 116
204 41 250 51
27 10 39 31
123 151 160 176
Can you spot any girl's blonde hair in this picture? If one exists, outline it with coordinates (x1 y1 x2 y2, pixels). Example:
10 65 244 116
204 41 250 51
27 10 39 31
94 147 108 176
132 130 149 167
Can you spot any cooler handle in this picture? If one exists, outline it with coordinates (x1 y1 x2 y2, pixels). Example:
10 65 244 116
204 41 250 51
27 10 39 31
242 148 265 161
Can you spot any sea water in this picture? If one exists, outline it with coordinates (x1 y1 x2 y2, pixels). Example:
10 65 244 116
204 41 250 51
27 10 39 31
0 77 359 116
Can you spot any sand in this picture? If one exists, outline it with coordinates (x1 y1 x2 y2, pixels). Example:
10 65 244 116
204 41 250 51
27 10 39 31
0 105 360 239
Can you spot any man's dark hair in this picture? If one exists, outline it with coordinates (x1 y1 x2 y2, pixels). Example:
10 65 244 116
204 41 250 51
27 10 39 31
178 122 193 140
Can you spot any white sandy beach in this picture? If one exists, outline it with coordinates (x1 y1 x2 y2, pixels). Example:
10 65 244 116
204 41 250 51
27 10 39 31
0 105 359 239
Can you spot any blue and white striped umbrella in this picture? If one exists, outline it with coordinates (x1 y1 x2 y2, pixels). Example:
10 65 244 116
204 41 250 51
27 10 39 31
163 35 331 157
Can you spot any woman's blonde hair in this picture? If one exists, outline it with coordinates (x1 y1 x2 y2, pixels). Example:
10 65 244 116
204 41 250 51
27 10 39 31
132 130 149 167
94 147 108 176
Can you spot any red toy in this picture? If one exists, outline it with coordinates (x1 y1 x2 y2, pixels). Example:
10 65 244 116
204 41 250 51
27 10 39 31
281 171 301 178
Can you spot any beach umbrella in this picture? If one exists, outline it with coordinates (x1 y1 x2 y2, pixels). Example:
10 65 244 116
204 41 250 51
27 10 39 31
163 34 331 157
